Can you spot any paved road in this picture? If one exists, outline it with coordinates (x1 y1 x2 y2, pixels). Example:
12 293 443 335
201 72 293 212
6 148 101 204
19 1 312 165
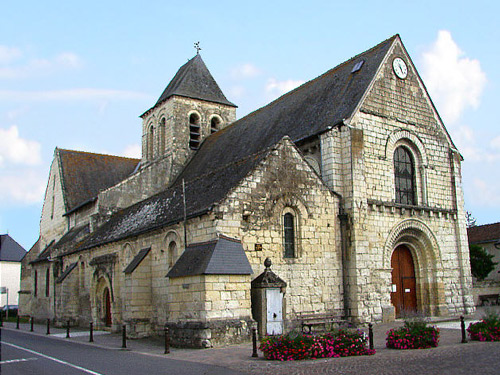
0 328 246 375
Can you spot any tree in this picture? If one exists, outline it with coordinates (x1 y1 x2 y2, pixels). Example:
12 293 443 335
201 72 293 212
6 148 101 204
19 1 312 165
466 211 477 228
469 244 497 281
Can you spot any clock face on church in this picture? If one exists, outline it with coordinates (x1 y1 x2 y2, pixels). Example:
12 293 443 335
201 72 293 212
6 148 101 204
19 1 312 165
392 57 408 79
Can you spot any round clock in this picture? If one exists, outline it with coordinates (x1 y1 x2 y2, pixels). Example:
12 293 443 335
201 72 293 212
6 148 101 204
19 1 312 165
392 57 408 79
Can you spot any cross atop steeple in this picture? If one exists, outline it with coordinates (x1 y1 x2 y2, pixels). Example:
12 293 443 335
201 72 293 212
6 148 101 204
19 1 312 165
194 41 201 55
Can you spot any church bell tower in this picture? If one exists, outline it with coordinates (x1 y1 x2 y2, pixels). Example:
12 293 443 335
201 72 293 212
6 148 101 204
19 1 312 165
140 52 237 183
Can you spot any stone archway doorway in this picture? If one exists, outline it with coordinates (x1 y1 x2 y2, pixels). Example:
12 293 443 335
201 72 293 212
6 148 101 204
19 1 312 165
103 287 112 326
391 245 417 317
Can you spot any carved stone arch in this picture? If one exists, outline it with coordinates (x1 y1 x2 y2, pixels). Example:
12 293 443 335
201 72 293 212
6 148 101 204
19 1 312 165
92 267 114 327
269 192 310 220
384 219 446 315
384 219 441 268
385 129 428 166
304 155 321 176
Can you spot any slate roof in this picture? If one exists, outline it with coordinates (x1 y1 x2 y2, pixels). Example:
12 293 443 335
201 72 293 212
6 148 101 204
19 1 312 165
58 149 140 214
74 149 268 253
63 35 398 252
468 222 500 244
56 262 78 283
124 247 151 274
30 240 55 264
176 35 396 182
144 54 236 116
166 235 253 278
0 234 27 262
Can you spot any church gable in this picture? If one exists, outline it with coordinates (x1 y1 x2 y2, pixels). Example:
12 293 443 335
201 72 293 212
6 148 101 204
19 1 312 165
356 36 455 148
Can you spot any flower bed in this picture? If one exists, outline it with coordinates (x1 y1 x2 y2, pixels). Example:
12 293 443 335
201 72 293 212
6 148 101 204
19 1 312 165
386 318 439 349
467 311 500 341
259 329 375 361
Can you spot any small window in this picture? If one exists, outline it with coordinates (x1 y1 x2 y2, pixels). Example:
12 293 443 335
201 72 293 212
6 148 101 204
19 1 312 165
189 113 201 149
46 268 50 297
168 241 177 268
210 117 221 134
148 125 155 159
283 213 295 258
34 270 38 297
394 146 415 205
159 117 166 155
351 60 364 73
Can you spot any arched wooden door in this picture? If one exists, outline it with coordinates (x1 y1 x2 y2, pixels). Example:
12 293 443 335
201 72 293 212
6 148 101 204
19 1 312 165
104 288 112 326
390 245 417 317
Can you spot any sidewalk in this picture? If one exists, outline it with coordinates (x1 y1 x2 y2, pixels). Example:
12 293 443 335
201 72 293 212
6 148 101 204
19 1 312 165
2 306 499 375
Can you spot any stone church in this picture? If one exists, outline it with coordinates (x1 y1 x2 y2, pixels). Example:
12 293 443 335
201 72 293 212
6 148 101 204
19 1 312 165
20 35 475 347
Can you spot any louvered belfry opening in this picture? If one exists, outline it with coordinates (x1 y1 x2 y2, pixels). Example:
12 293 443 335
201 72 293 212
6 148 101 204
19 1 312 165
189 113 201 149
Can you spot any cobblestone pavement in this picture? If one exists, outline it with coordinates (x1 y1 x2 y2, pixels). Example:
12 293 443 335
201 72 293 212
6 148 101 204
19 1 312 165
3 307 500 375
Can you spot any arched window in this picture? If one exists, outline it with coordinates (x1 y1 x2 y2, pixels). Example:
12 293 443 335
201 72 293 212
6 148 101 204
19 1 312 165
148 125 155 159
168 241 177 268
45 268 50 297
283 213 295 258
394 146 415 205
189 113 201 149
159 117 166 156
210 116 221 134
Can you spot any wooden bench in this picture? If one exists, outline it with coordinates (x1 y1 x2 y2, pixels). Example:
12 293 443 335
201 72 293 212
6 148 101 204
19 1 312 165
296 312 345 333
479 294 499 306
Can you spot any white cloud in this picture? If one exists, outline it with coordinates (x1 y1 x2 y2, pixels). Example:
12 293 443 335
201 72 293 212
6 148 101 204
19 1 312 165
0 169 46 204
0 125 42 166
0 46 22 65
265 78 305 100
470 178 500 207
421 30 486 125
231 63 262 79
122 144 142 159
0 88 149 102
490 136 500 150
0 49 84 79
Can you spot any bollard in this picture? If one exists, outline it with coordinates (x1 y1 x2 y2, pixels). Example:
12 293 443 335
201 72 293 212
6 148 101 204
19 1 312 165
46 319 50 335
66 320 70 338
30 317 34 332
16 315 20 329
164 327 170 354
368 323 374 350
460 316 467 343
252 328 258 358
89 322 94 342
121 325 127 349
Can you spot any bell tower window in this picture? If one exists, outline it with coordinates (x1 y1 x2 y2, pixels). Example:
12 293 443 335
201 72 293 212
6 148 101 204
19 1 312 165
148 125 155 159
159 117 166 156
189 113 201 150
210 116 221 134
394 146 416 205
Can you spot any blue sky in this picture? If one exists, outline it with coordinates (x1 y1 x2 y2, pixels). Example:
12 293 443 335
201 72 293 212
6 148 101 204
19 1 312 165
1 1 499 249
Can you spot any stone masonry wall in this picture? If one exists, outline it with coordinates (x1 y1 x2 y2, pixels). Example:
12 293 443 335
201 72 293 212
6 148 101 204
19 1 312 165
214 139 343 322
320 39 475 322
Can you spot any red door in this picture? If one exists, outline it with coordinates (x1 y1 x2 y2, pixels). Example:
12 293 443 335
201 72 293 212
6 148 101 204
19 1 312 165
104 288 112 326
390 245 417 317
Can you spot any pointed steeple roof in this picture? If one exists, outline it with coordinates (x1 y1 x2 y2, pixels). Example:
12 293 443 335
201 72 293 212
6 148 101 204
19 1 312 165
150 54 236 112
